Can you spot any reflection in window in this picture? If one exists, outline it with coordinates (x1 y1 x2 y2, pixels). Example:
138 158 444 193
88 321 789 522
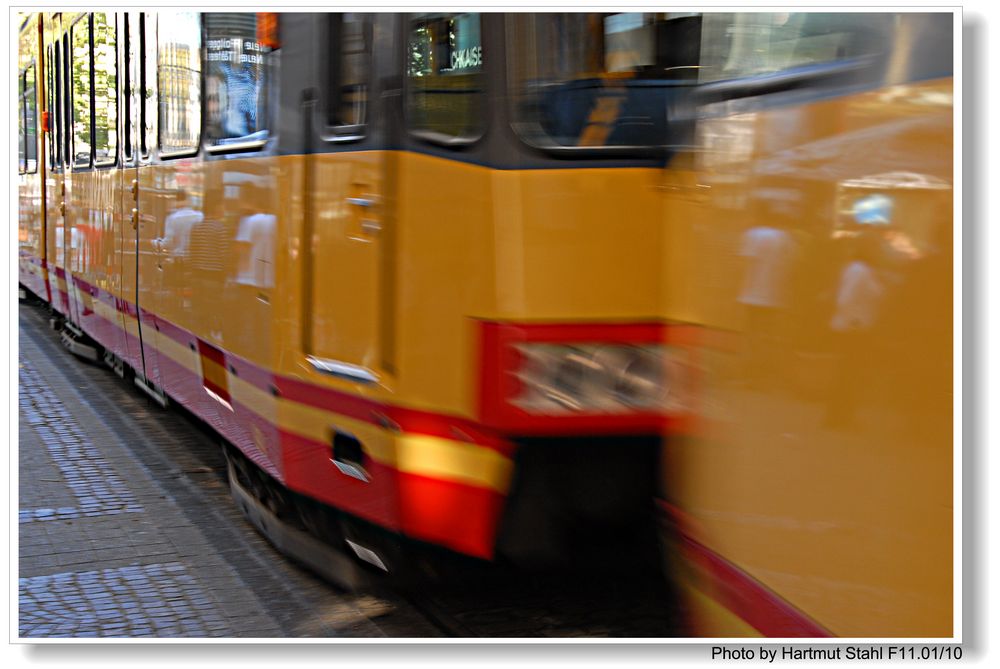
25 65 37 173
123 12 156 159
62 36 71 165
46 46 56 167
698 13 890 82
93 13 117 164
507 13 891 151
158 12 201 155
406 13 484 140
18 71 25 173
507 13 700 150
72 17 92 165
204 13 273 147
123 13 135 160
142 13 157 156
327 13 368 128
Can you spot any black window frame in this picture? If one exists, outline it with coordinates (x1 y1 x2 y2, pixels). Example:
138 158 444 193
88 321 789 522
46 43 58 169
70 14 93 168
92 11 119 168
504 12 894 159
18 68 26 174
202 12 276 155
156 11 202 159
503 13 700 159
122 11 134 163
320 12 371 144
140 12 155 160
403 12 488 148
23 62 38 174
62 33 71 168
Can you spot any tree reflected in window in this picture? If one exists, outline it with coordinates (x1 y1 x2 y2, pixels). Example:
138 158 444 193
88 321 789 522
406 13 484 142
71 16 91 166
93 12 117 164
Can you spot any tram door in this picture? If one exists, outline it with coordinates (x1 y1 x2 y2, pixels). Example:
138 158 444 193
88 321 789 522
63 14 93 329
43 14 65 311
120 11 165 394
43 15 70 317
115 12 141 372
304 13 390 379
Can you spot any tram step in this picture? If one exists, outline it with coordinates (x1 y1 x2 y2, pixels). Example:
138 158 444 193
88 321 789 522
60 328 99 362
226 458 372 592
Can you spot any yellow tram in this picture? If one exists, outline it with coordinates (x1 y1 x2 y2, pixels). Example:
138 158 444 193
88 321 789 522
18 11 954 637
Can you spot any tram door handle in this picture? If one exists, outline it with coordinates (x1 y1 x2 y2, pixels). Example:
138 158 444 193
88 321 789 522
360 220 382 235
59 202 66 217
130 179 139 198
131 208 139 230
347 195 381 237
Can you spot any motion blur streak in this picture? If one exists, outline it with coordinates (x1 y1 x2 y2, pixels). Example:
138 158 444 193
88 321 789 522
18 11 953 637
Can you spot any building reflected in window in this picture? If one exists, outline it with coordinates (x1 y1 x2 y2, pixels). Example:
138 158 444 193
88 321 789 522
158 12 201 154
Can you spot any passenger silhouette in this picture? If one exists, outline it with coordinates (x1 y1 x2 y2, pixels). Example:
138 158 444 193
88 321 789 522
825 195 892 427
738 192 800 389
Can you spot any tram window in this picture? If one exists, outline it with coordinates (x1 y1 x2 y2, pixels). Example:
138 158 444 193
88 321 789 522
53 41 66 168
47 45 57 168
63 35 71 165
141 13 156 158
325 13 369 131
697 13 889 82
71 16 92 166
18 71 25 174
406 13 484 142
204 12 274 149
507 13 889 151
158 11 201 156
93 12 117 166
24 65 37 173
123 14 133 161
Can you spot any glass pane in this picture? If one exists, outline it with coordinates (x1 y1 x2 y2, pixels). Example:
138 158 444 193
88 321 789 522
122 13 133 159
204 12 274 146
327 13 368 128
18 73 25 173
142 13 156 156
71 17 92 165
63 36 71 164
406 13 484 140
47 46 56 167
507 12 889 151
93 12 117 164
158 11 201 154
698 13 890 82
507 13 697 150
25 65 37 172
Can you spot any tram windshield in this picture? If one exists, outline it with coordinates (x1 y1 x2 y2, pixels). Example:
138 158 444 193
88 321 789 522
507 12 891 151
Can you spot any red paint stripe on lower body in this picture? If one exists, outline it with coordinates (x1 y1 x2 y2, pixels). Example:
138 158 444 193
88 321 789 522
38 268 510 558
18 254 49 302
279 429 400 530
659 501 832 637
397 471 506 559
55 272 513 459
